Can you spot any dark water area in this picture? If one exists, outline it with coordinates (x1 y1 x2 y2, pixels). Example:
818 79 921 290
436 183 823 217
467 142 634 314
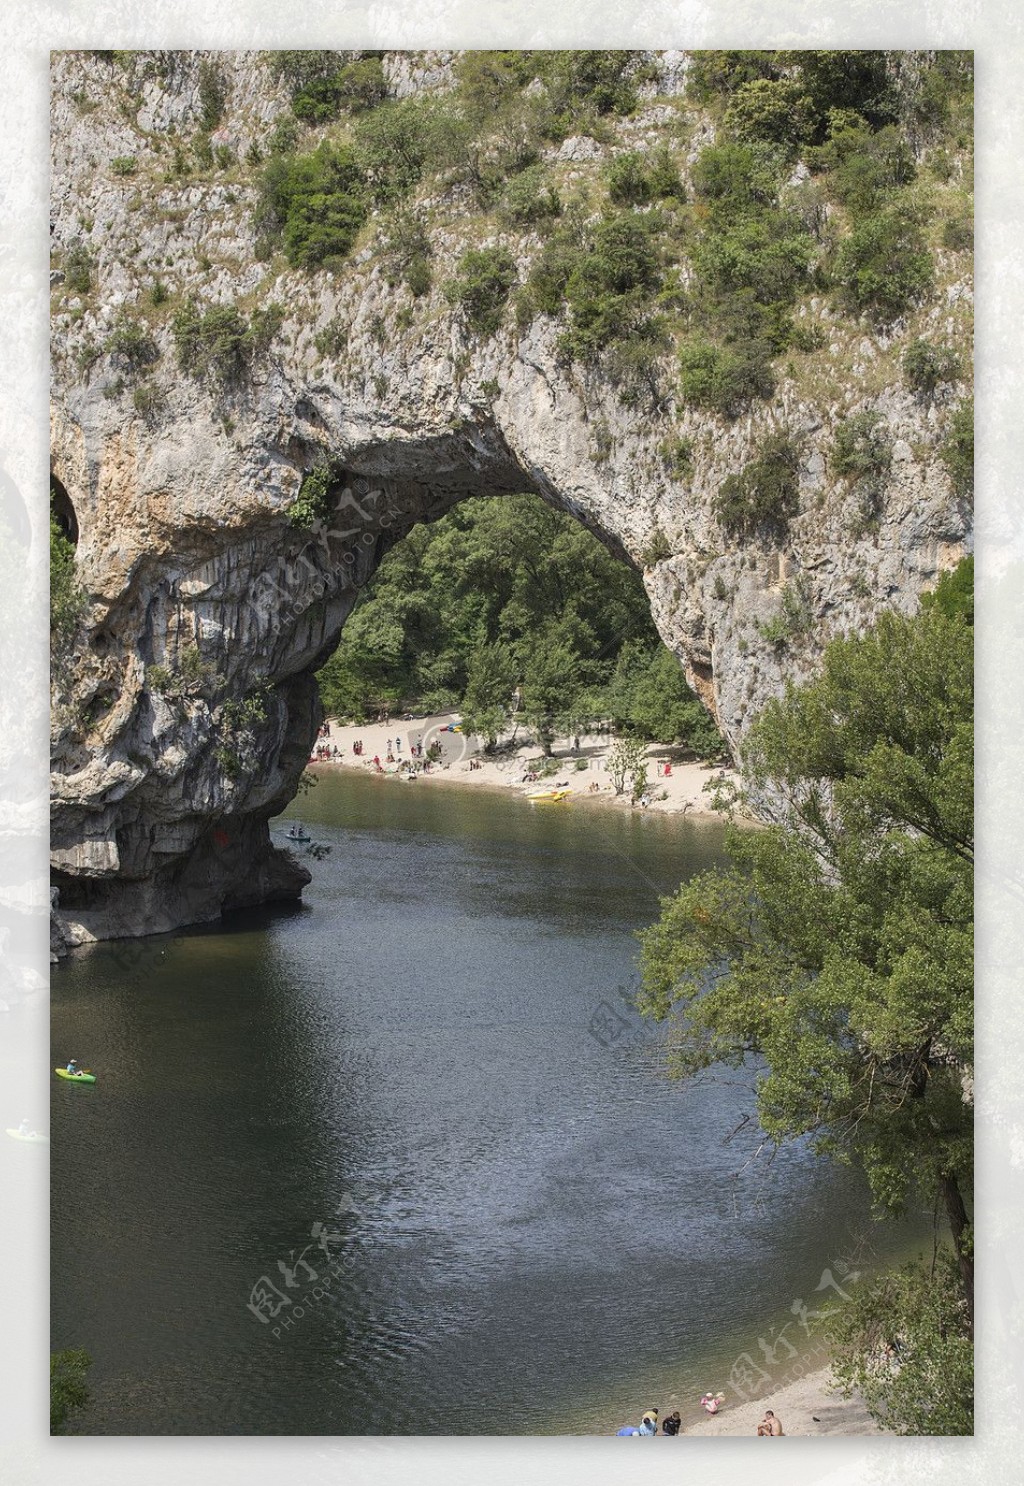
51 772 931 1434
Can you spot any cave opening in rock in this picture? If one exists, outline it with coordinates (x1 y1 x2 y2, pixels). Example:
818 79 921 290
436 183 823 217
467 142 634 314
50 472 78 545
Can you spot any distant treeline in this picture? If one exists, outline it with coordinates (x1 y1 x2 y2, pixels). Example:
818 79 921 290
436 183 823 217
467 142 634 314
316 493 723 755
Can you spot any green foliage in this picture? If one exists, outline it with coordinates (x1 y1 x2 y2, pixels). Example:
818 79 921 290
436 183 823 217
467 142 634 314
63 240 94 295
560 211 664 361
639 528 672 567
724 79 808 153
379 208 433 296
149 277 168 306
942 214 973 251
353 97 463 207
247 302 284 354
809 122 916 217
317 492 701 745
688 51 781 103
606 151 653 206
603 641 723 756
172 299 249 383
782 49 897 141
104 316 159 373
828 1254 972 1434
500 164 562 227
903 338 961 400
607 735 647 795
941 399 974 498
111 154 137 176
537 50 645 137
257 142 368 269
834 204 933 323
921 553 973 624
51 1349 92 1434
445 247 517 337
605 146 685 207
50 512 85 661
638 573 973 1315
713 430 801 536
660 435 694 478
289 460 340 528
193 133 214 170
198 59 226 131
832 409 893 481
678 338 776 418
291 57 387 123
132 381 163 418
832 410 893 528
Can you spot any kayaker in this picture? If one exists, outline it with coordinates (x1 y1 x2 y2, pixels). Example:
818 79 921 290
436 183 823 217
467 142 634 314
65 1058 79 1075
17 1117 31 1135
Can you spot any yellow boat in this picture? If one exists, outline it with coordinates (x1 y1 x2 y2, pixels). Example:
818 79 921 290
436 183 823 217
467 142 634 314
526 788 571 803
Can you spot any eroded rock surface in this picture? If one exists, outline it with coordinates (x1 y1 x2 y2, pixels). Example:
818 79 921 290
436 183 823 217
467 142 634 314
49 50 973 947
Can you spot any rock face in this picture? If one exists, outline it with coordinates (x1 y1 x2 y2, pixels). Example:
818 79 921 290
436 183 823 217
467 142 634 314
49 50 973 948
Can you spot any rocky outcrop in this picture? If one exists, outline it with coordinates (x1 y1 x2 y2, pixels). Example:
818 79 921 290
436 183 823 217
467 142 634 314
49 50 973 947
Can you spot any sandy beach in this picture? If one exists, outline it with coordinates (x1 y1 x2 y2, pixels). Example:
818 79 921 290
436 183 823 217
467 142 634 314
308 711 738 819
676 1363 881 1437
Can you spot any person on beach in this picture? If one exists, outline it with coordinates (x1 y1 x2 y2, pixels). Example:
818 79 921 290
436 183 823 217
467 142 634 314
700 1392 724 1415
661 1412 681 1435
757 1410 784 1436
638 1409 659 1436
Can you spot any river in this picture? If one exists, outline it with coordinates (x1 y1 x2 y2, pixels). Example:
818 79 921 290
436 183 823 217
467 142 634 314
51 770 930 1434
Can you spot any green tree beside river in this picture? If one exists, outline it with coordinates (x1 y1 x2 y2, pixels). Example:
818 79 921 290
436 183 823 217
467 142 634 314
638 557 974 1433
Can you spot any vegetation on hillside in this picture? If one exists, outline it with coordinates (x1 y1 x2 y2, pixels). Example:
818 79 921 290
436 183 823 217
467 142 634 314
637 556 974 1429
316 492 722 756
234 48 972 423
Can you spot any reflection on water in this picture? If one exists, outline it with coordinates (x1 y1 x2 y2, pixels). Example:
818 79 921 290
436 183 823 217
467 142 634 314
51 772 930 1434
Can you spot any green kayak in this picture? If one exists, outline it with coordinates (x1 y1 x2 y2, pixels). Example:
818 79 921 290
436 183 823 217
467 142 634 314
55 1067 96 1084
6 1128 49 1143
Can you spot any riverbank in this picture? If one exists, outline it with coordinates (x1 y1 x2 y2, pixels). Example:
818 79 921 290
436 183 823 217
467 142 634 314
309 712 739 819
676 1363 880 1437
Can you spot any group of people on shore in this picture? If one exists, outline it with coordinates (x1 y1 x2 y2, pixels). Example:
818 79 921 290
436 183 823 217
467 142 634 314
614 1397 783 1437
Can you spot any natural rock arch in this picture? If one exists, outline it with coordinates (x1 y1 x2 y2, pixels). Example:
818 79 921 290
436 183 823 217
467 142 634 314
48 415 705 949
48 49 972 950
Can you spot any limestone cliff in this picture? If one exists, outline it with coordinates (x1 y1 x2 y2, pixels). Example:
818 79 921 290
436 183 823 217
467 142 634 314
49 50 973 948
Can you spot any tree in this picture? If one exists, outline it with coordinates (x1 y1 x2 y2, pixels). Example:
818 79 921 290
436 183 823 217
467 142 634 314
637 566 973 1345
827 1252 973 1434
607 736 646 796
51 1348 92 1434
461 641 516 749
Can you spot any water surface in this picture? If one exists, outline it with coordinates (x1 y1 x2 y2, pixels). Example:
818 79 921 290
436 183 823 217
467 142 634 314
51 772 929 1434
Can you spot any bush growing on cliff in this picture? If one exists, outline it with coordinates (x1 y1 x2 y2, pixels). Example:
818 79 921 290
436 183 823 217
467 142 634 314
560 211 665 361
198 58 227 130
354 97 464 206
63 240 94 296
256 142 368 269
941 399 974 498
678 338 776 418
713 431 802 536
831 409 893 528
172 299 279 383
445 247 517 337
834 203 933 323
103 316 159 374
50 512 86 663
903 338 962 400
